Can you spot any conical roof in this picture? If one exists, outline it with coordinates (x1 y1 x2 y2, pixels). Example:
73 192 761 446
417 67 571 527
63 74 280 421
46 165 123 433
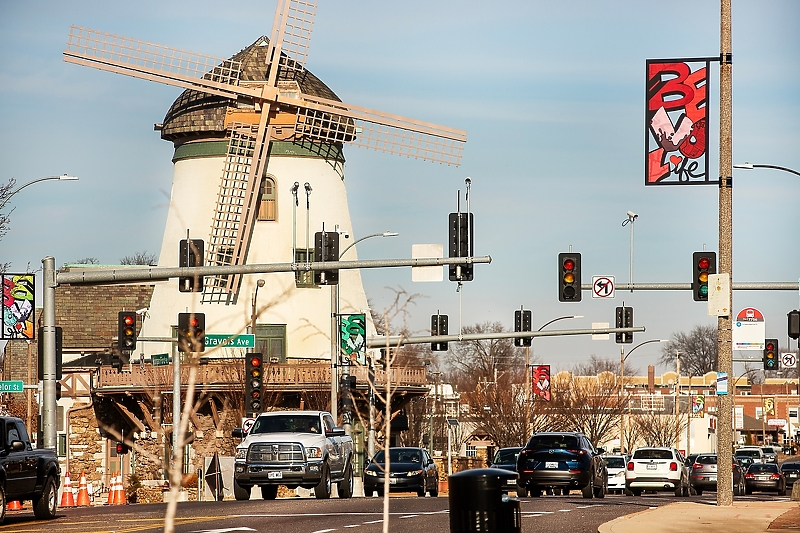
160 37 341 143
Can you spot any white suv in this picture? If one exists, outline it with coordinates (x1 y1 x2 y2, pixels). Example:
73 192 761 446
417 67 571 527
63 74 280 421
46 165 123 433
625 447 690 497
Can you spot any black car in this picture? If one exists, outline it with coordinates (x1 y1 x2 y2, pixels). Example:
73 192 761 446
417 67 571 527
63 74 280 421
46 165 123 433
744 463 786 495
516 432 607 499
363 447 439 497
489 447 525 496
780 462 800 487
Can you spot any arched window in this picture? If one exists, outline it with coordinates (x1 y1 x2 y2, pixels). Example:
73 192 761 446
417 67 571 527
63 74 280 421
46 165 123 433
258 176 277 221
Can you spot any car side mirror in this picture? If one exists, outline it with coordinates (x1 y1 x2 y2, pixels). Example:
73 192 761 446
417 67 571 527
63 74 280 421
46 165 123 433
9 441 25 452
232 428 244 439
326 427 345 437
596 447 605 455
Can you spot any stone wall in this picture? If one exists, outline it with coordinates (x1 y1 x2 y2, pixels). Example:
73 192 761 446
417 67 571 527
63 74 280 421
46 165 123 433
66 403 105 483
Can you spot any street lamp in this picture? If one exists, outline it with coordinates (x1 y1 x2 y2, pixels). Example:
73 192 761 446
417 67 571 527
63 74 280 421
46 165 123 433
619 339 668 454
621 211 639 293
0 174 79 212
524 315 583 436
250 279 265 336
330 230 398 437
733 162 800 177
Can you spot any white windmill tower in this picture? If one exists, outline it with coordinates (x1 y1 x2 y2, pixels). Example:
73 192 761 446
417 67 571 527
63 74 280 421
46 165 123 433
63 0 466 363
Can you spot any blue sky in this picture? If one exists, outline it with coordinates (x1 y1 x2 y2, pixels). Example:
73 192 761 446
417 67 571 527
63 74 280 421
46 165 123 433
1 0 798 373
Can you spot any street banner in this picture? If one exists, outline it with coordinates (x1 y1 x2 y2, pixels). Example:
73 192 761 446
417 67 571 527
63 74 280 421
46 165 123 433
764 397 775 418
645 58 712 185
340 314 366 365
532 365 551 402
1 274 35 340
691 394 705 417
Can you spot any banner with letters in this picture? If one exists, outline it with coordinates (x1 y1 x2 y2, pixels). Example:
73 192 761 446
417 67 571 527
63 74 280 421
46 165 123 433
532 365 551 402
646 58 712 186
340 314 366 365
2 274 35 340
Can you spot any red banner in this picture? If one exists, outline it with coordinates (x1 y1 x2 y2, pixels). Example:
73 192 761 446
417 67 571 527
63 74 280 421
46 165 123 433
645 59 712 185
532 365 551 402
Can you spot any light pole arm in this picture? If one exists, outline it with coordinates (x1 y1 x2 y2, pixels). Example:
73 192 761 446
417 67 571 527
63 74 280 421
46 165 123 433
339 231 399 259
733 163 800 177
0 175 78 212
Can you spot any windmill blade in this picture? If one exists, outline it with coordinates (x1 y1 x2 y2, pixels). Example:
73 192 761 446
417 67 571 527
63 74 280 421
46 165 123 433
63 26 252 100
295 95 467 166
267 0 317 87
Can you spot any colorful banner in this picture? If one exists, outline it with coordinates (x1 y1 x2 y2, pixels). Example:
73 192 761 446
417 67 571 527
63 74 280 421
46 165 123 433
764 397 775 418
2 274 35 340
340 314 366 365
691 394 705 417
645 58 712 185
532 365 551 402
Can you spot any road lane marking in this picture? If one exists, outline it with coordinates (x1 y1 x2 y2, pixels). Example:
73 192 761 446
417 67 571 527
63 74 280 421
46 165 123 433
364 520 383 524
399 515 418 519
310 529 336 533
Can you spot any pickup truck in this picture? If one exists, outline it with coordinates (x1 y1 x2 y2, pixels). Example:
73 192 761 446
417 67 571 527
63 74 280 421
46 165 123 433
0 417 60 524
233 410 354 500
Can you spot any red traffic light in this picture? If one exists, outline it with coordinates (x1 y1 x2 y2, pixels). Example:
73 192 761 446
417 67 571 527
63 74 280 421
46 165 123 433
250 357 262 368
563 259 575 271
697 257 710 270
123 315 134 326
766 342 775 352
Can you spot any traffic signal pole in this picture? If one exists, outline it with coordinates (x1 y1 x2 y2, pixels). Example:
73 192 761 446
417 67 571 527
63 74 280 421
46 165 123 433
39 254 490 449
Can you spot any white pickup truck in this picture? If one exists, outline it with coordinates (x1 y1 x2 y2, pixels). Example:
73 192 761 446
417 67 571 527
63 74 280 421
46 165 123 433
232 410 354 500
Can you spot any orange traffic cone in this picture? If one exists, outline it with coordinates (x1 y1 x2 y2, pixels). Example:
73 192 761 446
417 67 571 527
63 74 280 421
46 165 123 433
60 471 76 508
117 476 127 505
7 500 23 511
76 471 91 507
106 472 117 505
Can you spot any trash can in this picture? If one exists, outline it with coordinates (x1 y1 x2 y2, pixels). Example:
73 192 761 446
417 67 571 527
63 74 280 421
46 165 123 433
449 468 521 533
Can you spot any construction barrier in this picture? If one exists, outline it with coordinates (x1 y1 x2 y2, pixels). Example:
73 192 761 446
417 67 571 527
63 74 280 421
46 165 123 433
76 472 91 507
60 471 76 508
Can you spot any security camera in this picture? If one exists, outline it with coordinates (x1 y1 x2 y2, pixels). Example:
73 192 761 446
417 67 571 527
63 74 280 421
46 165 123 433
343 232 350 239
135 307 149 315
627 211 638 219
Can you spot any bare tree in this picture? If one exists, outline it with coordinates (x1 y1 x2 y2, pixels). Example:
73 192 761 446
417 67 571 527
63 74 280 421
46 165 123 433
572 354 640 377
73 257 99 264
659 324 717 375
631 411 687 448
549 372 623 447
120 250 158 265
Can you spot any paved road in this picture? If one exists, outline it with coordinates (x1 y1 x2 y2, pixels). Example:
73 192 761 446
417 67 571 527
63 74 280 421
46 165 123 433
0 492 788 533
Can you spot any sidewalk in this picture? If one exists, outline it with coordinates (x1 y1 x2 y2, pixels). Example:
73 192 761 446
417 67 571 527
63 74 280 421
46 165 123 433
598 501 800 533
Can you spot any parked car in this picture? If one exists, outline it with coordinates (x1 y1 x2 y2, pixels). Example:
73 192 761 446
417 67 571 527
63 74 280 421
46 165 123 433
363 447 439 497
744 462 786 495
604 455 629 495
761 447 779 464
688 453 746 496
735 447 765 468
625 447 690 497
684 453 701 468
516 432 608 499
780 462 800 487
489 447 524 496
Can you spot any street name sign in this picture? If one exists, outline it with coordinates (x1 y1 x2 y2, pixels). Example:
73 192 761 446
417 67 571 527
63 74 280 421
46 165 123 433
205 334 255 349
151 353 170 367
0 381 24 393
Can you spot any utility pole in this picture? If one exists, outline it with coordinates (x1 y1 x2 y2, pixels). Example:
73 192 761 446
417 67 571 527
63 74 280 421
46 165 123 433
716 0 734 507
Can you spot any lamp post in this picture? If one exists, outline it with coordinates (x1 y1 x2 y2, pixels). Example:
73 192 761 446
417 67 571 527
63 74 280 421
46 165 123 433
619 339 667 454
621 211 639 293
330 231 398 437
250 279 265 335
733 162 800 177
524 315 583 437
0 174 79 212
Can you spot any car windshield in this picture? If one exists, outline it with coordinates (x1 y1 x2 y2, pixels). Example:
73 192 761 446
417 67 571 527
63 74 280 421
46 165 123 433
494 449 520 465
527 435 579 450
633 449 673 460
373 449 422 464
696 455 717 464
250 415 321 434
736 450 761 458
748 464 778 474
605 457 626 468
762 448 776 454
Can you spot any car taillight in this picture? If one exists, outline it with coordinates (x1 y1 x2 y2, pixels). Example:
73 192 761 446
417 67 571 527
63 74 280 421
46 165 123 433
745 473 755 479
692 463 701 470
771 474 781 480
627 462 634 471
567 449 587 455
669 462 678 471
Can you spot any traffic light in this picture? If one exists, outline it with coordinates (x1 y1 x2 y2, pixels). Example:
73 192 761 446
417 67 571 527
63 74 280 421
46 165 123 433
115 441 129 455
448 212 474 282
245 353 264 416
38 326 62 380
111 355 123 372
789 310 800 340
314 231 339 285
431 314 449 351
692 251 716 301
179 238 204 292
514 309 532 347
118 311 137 351
615 306 634 344
558 252 582 302
177 312 206 353
763 339 778 371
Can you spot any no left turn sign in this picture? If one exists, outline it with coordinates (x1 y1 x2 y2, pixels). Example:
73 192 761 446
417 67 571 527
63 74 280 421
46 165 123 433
782 353 797 369
592 276 615 299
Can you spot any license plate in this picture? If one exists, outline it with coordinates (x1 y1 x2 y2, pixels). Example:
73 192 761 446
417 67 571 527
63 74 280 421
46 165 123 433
390 478 398 484
545 462 559 469
757 476 769 481
267 471 282 480
646 464 657 470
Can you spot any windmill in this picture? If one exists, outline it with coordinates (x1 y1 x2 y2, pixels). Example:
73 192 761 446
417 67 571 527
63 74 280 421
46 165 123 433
64 0 467 305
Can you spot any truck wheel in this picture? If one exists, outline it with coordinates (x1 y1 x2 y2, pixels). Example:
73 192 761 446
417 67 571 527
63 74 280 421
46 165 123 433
338 464 353 499
0 484 6 524
234 479 251 501
314 463 331 499
260 485 278 500
34 476 57 520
